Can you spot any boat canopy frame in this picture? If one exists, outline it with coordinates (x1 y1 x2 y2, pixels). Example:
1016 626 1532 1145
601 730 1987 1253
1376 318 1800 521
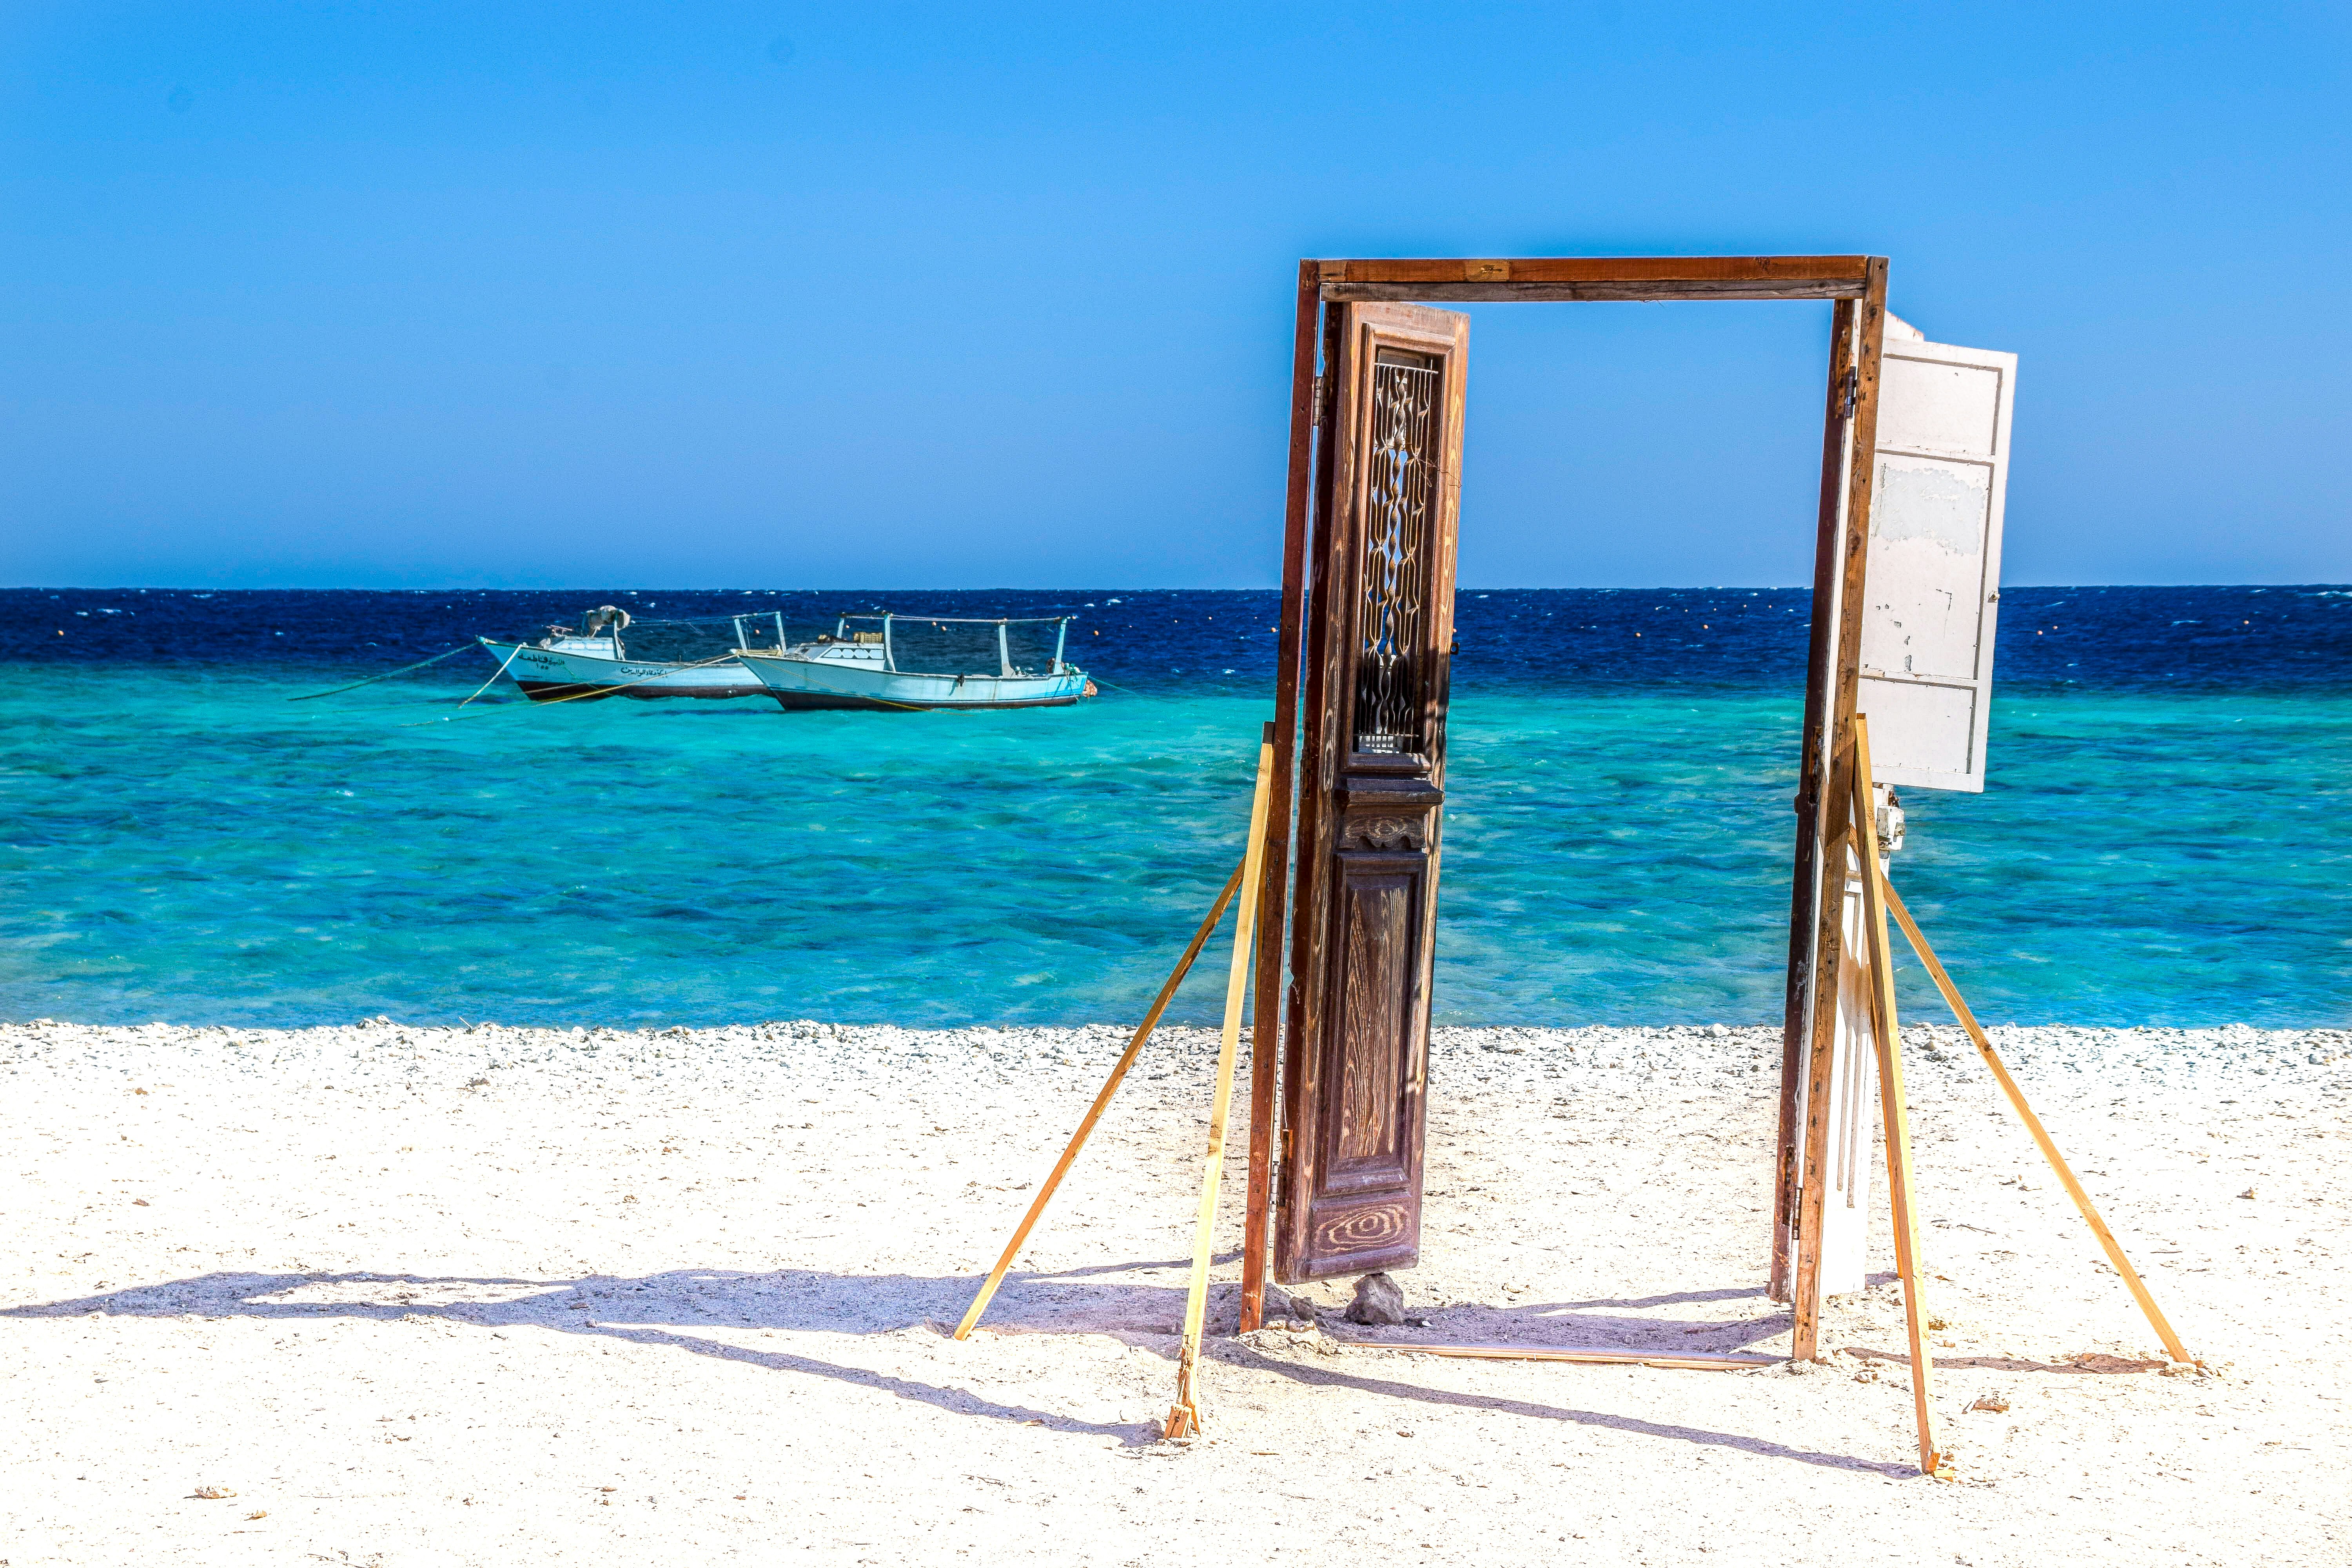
829 613 1079 678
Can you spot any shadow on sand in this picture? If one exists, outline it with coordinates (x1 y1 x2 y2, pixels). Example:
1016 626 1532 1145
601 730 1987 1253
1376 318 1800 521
3 1260 2105 1475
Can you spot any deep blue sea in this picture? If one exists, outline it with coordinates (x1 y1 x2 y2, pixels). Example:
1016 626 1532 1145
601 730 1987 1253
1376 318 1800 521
2 586 2346 1030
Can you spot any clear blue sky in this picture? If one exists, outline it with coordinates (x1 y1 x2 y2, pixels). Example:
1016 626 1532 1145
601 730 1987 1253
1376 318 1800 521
5 4 2345 589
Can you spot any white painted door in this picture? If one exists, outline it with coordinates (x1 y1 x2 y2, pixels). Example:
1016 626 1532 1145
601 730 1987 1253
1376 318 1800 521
1857 324 2017 793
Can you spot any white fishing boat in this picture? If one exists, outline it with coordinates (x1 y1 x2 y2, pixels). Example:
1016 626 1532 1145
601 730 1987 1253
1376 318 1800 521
735 613 1095 711
476 605 770 701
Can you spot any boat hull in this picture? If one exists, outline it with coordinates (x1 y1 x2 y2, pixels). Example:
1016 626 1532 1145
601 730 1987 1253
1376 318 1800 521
478 640 765 701
736 650 1091 711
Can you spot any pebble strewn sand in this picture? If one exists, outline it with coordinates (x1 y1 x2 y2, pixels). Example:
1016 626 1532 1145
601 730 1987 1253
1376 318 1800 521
3 1019 2346 1566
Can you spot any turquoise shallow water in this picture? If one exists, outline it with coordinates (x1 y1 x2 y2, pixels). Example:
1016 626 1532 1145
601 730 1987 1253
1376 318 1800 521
2 587 2346 1028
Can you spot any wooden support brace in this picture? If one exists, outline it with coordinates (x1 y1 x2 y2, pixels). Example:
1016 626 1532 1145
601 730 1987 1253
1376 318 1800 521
1788 727 1856 1361
1881 881 2199 1367
1165 725 1279 1439
1343 1341 1777 1371
953 858 1249 1341
1849 716 1949 1478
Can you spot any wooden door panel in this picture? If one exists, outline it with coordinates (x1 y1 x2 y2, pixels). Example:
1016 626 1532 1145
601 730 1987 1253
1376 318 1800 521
1327 859 1423 1184
1303 1187 1419 1272
1276 301 1467 1284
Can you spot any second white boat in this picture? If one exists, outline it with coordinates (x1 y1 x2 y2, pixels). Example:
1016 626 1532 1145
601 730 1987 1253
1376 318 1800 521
736 613 1094 711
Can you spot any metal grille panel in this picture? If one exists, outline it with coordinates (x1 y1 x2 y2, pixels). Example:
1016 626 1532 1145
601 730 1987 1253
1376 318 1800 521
1353 354 1442 755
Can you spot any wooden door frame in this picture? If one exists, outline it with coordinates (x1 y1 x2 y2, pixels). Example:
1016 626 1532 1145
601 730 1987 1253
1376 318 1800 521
1243 255 1890 1346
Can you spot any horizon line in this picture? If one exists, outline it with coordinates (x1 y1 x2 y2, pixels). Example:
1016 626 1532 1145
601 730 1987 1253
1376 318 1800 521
6 581 2345 595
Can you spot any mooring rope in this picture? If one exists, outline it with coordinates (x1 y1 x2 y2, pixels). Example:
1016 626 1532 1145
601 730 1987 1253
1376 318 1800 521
399 653 744 726
454 641 528 711
285 644 472 702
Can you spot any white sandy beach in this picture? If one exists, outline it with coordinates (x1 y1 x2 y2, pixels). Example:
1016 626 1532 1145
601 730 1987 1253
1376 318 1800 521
3 1017 2346 1566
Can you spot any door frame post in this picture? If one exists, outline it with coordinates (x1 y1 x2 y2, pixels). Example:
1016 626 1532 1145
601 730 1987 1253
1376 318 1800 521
1786 257 1890 1357
1241 264 1323 1332
1771 295 1860 1302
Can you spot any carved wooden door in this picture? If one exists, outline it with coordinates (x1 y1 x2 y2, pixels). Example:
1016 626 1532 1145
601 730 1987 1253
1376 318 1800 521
1274 302 1468 1283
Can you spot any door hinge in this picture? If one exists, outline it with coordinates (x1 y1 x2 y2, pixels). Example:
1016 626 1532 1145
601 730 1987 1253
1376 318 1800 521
1311 375 1327 425
1840 367 1858 420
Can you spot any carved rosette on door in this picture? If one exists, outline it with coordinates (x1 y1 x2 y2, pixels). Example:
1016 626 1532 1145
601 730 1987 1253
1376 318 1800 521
1276 303 1468 1283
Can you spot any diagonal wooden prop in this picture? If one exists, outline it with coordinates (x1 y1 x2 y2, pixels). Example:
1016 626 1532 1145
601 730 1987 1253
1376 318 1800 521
1164 724 1279 1439
1849 715 1948 1478
951 857 1248 1341
1879 880 2197 1367
1342 1341 1777 1370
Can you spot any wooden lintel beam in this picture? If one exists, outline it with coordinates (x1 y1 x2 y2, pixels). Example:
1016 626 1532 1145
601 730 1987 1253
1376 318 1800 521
1325 281 1865 303
1312 256 1876 303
